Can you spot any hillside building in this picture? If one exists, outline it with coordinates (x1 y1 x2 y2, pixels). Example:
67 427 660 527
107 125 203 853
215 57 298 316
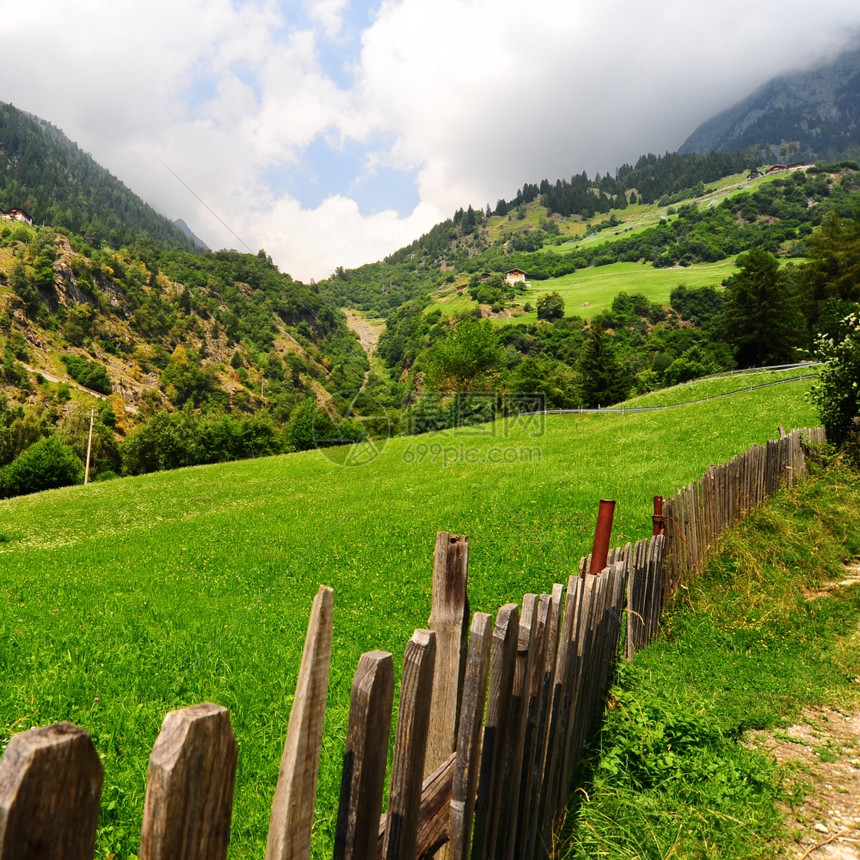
505 268 527 286
0 207 34 226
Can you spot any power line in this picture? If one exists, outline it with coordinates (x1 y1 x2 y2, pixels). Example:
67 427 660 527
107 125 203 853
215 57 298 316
159 159 255 254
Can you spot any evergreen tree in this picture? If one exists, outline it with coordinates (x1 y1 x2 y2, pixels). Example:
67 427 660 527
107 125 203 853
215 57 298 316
578 325 628 407
725 248 803 367
799 210 860 330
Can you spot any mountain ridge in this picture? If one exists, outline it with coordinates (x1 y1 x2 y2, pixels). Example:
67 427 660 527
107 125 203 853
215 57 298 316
680 45 860 162
0 102 201 252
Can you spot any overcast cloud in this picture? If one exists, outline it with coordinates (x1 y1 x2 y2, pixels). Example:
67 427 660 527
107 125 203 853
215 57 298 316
1 0 858 281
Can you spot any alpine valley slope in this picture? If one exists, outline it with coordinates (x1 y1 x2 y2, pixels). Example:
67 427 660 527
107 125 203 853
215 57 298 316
0 369 817 858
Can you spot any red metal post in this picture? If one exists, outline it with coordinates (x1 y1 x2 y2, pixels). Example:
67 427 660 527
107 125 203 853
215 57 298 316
652 495 665 536
588 499 616 575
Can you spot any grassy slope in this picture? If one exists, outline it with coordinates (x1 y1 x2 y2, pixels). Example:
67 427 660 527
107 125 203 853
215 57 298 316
426 171 796 323
0 373 818 858
521 259 738 321
432 260 739 322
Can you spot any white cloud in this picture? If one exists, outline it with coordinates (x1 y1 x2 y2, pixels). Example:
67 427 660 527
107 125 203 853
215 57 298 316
306 0 350 38
248 195 444 280
1 0 858 282
355 0 860 217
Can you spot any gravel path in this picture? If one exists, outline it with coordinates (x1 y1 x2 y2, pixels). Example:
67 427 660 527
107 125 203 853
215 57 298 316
751 565 860 859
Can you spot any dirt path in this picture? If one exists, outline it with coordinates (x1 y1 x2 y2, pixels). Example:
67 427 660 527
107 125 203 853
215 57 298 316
751 564 860 859
20 362 107 399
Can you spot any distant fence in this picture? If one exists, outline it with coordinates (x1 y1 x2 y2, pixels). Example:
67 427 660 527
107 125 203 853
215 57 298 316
662 426 825 591
0 427 823 860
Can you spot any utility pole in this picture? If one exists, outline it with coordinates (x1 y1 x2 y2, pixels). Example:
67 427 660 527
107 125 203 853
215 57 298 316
84 406 95 486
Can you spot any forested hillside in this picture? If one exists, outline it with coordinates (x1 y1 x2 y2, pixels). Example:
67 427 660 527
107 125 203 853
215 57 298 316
319 162 859 315
1 100 858 502
322 164 859 427
0 102 198 251
0 222 369 489
681 44 860 163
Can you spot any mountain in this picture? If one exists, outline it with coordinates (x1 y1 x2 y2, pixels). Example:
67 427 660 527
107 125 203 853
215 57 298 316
0 102 199 251
679 45 860 163
174 218 209 250
0 106 374 484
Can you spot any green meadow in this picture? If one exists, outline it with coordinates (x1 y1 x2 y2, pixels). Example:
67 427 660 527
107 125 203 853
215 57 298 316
431 260 737 323
521 260 737 321
0 372 818 858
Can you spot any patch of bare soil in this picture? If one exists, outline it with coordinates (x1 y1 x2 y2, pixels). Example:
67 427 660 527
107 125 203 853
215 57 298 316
343 309 384 358
751 564 860 859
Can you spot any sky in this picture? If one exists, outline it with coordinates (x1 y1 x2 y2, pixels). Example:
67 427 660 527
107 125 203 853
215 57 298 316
1 1 859 282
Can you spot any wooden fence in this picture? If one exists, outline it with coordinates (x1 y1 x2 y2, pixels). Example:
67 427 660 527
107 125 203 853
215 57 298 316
662 426 825 592
0 427 822 860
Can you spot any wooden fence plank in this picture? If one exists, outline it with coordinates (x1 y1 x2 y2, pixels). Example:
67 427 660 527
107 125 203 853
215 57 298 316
384 631 437 860
0 722 103 860
500 594 538 860
334 651 395 860
515 593 551 860
471 603 519 860
541 576 580 841
266 585 334 860
512 593 549 860
625 539 647 659
449 612 493 860
426 532 470 779
648 535 666 643
525 584 564 860
416 754 456 860
561 573 599 802
139 703 238 860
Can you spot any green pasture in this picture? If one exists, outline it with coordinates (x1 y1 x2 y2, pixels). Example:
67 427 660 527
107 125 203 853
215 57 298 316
621 365 820 409
431 259 738 323
517 259 737 322
0 373 818 858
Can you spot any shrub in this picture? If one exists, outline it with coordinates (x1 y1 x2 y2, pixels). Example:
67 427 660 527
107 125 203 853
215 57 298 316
809 311 860 447
0 436 83 498
536 291 565 321
60 354 113 395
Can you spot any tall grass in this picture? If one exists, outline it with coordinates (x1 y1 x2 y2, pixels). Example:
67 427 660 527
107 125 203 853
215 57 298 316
0 376 817 858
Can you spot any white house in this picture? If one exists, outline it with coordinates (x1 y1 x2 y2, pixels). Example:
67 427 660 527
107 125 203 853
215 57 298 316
505 268 527 286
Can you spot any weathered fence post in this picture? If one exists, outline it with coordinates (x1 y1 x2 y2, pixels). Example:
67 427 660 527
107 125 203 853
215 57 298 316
652 496 665 536
384 630 437 860
449 612 493 860
500 593 539 859
426 532 469 778
0 722 103 860
139 703 238 860
515 592 552 860
530 582 565 858
334 651 395 860
472 603 519 860
266 585 334 860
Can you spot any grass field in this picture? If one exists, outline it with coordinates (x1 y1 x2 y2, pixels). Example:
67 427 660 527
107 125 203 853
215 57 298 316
431 259 738 323
519 260 738 321
0 372 819 858
621 365 820 409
